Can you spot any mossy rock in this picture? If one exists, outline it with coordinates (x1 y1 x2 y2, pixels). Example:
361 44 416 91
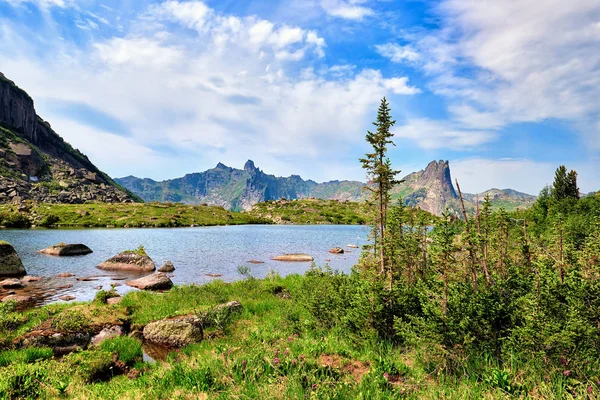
0 242 26 277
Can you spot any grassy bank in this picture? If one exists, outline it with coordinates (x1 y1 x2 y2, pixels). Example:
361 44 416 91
0 202 269 228
1 271 596 399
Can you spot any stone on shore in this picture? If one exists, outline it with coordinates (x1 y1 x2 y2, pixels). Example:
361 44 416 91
59 295 76 301
143 316 203 347
107 296 122 305
21 275 42 283
98 250 155 272
40 243 93 256
2 294 32 304
126 273 173 291
56 273 75 278
272 254 314 262
0 242 26 277
0 278 23 288
158 261 175 272
90 325 123 347
247 260 265 264
329 247 344 254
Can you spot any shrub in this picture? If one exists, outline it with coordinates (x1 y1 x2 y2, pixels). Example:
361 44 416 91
51 309 89 332
99 336 142 365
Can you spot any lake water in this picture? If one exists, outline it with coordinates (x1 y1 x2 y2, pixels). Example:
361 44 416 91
0 225 369 304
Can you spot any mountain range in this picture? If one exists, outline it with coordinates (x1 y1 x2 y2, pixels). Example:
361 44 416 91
116 160 537 215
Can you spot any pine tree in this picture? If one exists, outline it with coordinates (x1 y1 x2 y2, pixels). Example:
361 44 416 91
567 170 580 199
552 166 570 201
360 97 401 278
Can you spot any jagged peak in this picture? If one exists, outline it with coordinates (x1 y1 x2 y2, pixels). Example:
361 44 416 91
215 162 229 169
244 160 256 171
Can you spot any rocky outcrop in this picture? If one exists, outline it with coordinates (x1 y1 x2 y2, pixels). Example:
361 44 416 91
329 247 344 254
143 316 203 347
0 278 23 288
158 261 175 272
126 273 173 290
97 251 156 272
0 73 136 204
0 242 26 277
40 243 93 256
1 294 32 304
272 254 314 262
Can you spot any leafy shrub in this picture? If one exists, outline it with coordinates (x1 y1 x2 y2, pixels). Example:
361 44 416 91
39 214 59 227
94 289 120 304
65 350 114 383
0 211 31 228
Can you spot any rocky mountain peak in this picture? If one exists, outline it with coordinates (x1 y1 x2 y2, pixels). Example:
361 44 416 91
244 160 257 172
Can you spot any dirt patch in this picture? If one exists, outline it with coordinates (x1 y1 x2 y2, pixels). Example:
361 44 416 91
320 354 371 383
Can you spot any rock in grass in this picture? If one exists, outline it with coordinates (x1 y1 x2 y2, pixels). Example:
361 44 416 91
329 247 344 254
98 250 155 272
143 317 203 347
107 296 122 305
0 278 23 289
2 294 32 304
158 261 175 272
0 241 26 277
90 325 123 347
126 273 173 291
40 243 93 256
272 254 314 262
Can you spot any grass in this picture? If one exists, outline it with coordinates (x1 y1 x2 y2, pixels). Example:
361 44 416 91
0 274 593 398
246 198 371 225
0 202 270 228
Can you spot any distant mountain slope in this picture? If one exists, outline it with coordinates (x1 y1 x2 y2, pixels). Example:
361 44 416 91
117 160 365 211
0 73 136 204
118 159 535 215
463 188 537 211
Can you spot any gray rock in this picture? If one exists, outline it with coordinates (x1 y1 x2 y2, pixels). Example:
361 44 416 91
90 325 123 347
143 316 203 347
0 242 26 277
98 251 156 272
126 273 173 291
40 243 93 256
107 296 122 305
158 261 175 272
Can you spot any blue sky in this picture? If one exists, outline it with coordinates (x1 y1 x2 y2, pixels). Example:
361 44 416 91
0 0 598 194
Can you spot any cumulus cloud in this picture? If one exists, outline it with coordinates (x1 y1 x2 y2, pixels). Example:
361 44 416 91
0 0 417 182
320 0 374 20
380 0 600 149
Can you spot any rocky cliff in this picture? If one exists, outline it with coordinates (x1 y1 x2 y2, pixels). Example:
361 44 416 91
0 73 135 204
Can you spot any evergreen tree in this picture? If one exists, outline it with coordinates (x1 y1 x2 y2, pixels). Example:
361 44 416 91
567 169 580 199
360 97 401 277
552 165 569 201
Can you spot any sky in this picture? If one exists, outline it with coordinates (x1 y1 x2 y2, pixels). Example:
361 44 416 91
0 0 598 195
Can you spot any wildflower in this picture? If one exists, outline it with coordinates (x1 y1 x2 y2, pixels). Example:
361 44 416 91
383 372 390 381
284 348 290 355
292 358 297 365
588 386 593 394
241 359 247 366
273 357 280 365
312 384 318 390
563 370 571 377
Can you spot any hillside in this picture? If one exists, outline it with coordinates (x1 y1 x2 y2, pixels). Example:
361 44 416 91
0 73 135 204
463 188 537 211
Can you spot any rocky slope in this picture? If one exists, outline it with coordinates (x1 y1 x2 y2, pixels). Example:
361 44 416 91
462 188 537 211
0 73 135 204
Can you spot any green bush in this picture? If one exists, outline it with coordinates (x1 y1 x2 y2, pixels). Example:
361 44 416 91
0 211 31 228
51 309 89 332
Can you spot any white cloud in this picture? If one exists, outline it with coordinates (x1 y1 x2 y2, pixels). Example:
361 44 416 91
393 119 496 150
1 0 70 8
375 43 420 63
0 2 417 182
384 0 600 148
451 158 599 195
320 0 374 20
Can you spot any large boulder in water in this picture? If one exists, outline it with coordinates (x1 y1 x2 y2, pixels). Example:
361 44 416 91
40 243 93 256
97 249 155 272
126 273 173 291
272 253 314 262
0 242 26 277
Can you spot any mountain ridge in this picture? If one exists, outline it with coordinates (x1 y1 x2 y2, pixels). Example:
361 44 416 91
117 159 536 215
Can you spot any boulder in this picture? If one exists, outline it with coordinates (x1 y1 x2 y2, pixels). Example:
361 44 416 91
329 247 344 254
126 273 173 291
143 316 203 347
0 242 26 277
90 325 123 347
59 295 76 301
40 243 93 256
272 254 314 262
2 294 32 304
21 275 42 283
0 278 23 289
158 261 175 272
107 296 122 305
97 251 156 272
